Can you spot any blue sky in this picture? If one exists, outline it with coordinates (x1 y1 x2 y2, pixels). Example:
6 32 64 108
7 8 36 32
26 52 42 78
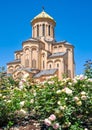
0 0 92 75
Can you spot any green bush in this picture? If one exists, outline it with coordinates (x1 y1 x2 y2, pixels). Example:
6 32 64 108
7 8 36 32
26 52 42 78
0 74 92 130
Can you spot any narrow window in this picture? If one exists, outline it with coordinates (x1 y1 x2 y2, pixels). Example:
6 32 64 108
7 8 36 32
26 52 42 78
53 27 54 37
25 59 29 67
37 25 39 37
57 63 59 68
43 61 45 69
48 25 50 36
32 59 36 68
42 24 45 36
49 64 51 69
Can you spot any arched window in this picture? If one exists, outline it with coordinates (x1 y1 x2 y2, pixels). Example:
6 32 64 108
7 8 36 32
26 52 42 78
32 59 36 68
37 25 39 37
57 63 59 68
42 24 45 36
48 25 50 36
25 59 29 67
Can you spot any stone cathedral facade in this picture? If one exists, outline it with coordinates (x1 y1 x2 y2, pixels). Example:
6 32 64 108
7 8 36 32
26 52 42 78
7 10 75 81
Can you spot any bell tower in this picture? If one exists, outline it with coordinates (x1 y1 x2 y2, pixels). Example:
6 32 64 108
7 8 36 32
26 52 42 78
31 9 56 41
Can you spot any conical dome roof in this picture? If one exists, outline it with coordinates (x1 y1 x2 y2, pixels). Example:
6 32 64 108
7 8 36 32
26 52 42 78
31 10 55 24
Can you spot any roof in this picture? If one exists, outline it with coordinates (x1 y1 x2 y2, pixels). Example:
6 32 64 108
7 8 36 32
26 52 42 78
13 67 39 74
7 59 21 65
25 38 38 42
22 38 38 45
31 10 55 23
15 50 22 53
34 69 57 78
53 40 73 46
48 52 67 58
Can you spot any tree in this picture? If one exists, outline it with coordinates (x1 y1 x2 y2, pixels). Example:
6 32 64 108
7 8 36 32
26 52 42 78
84 60 92 78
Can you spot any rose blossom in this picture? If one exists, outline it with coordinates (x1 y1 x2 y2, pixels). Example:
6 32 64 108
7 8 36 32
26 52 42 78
81 95 87 100
19 109 27 115
53 123 59 129
84 128 88 130
80 91 86 95
62 87 72 95
59 105 66 110
44 118 51 126
57 101 61 105
74 96 79 101
76 101 82 106
49 114 56 121
56 90 62 94
30 99 34 103
20 101 25 107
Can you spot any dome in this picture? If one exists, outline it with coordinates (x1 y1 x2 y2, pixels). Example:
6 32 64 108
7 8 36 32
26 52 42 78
31 10 56 25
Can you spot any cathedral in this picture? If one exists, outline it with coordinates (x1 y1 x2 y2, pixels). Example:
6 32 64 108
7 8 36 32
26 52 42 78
7 10 75 81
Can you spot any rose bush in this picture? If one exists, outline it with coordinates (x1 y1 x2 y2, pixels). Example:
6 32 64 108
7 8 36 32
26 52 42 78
0 74 92 130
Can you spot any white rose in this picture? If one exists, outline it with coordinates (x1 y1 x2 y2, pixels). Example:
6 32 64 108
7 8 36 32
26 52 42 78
74 96 79 101
81 95 87 100
64 87 72 95
81 91 86 95
20 101 25 107
56 90 62 94
57 101 61 105
59 106 65 110
76 101 82 106
19 109 27 115
30 99 34 103
0 94 2 97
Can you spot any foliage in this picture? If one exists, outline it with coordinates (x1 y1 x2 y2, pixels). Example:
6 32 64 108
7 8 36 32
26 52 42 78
84 60 92 78
0 73 92 130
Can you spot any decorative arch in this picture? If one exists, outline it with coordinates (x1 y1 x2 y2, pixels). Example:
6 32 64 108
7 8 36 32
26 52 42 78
8 66 14 73
15 65 21 69
23 47 30 53
16 53 21 59
16 72 24 79
31 46 38 50
47 60 53 69
54 59 61 63
54 59 61 69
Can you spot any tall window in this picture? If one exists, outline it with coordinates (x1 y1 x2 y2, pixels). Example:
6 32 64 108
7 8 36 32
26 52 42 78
53 27 54 37
43 60 45 69
32 59 36 68
25 59 29 67
48 25 50 36
57 63 59 68
49 64 51 69
37 25 39 37
42 24 45 36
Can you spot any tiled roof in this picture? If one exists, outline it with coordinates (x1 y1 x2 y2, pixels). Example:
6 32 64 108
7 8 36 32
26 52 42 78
15 50 22 53
13 67 39 74
7 60 21 65
48 52 66 58
34 69 57 78
16 68 33 73
53 40 66 44
23 38 38 43
53 40 73 46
